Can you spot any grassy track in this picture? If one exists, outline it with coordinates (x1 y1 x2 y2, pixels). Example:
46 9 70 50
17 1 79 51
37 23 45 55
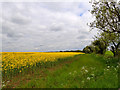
3 54 119 88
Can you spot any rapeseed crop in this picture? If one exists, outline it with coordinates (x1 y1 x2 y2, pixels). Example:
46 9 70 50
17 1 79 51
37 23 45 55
2 52 84 78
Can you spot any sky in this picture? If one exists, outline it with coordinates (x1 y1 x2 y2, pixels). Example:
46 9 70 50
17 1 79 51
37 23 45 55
1 1 97 52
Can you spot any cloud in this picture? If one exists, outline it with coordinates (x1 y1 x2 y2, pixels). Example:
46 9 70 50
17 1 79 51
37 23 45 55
2 1 97 52
2 24 24 38
50 22 64 31
11 13 31 25
77 35 87 39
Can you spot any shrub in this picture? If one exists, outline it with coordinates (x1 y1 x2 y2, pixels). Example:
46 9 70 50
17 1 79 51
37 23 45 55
104 51 114 58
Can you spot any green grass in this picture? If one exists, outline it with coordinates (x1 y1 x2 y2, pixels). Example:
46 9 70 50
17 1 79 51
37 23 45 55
2 54 119 88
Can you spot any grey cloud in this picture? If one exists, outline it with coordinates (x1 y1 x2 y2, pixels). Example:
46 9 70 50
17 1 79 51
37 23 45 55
2 24 24 38
35 45 44 47
6 33 22 38
2 2 97 52
79 31 90 34
11 13 31 25
51 27 62 32
50 23 64 32
77 35 87 39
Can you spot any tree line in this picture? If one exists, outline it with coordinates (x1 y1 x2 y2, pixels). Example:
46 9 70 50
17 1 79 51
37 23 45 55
83 1 120 57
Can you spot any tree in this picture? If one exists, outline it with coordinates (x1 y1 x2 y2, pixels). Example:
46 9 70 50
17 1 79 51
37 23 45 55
109 33 120 56
100 32 120 56
83 45 94 53
92 38 107 54
94 32 120 56
93 32 109 47
89 1 120 33
88 0 120 57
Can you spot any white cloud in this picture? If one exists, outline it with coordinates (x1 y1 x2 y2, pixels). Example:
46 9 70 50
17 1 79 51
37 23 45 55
2 2 97 52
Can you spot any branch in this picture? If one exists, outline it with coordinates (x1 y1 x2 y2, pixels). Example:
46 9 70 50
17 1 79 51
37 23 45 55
116 41 120 50
113 4 120 21
112 41 117 47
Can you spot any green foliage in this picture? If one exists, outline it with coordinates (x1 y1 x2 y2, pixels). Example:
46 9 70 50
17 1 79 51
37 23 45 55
92 39 107 54
104 51 114 57
94 46 100 54
88 1 120 57
89 31 120 57
83 45 94 53
89 1 120 33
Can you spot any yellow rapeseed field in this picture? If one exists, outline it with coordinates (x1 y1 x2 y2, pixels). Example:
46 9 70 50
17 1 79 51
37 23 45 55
2 52 84 75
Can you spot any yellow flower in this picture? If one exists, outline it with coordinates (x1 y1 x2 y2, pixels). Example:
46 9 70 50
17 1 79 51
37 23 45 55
2 52 84 73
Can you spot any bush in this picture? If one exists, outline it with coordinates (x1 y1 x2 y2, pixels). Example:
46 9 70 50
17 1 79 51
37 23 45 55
104 51 114 57
83 46 94 53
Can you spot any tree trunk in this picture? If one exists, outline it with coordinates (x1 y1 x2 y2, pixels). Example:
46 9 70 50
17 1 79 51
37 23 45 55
111 46 115 57
112 41 120 56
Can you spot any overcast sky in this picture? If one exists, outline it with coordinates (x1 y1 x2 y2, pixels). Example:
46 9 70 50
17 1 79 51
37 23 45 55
1 1 97 52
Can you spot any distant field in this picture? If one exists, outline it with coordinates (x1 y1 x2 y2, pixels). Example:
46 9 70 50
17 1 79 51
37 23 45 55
1 52 119 88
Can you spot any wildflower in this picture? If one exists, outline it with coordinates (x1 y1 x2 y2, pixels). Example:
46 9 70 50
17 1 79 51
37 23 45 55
82 66 85 70
2 84 6 87
107 66 110 68
85 70 88 73
87 77 90 80
116 66 119 68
